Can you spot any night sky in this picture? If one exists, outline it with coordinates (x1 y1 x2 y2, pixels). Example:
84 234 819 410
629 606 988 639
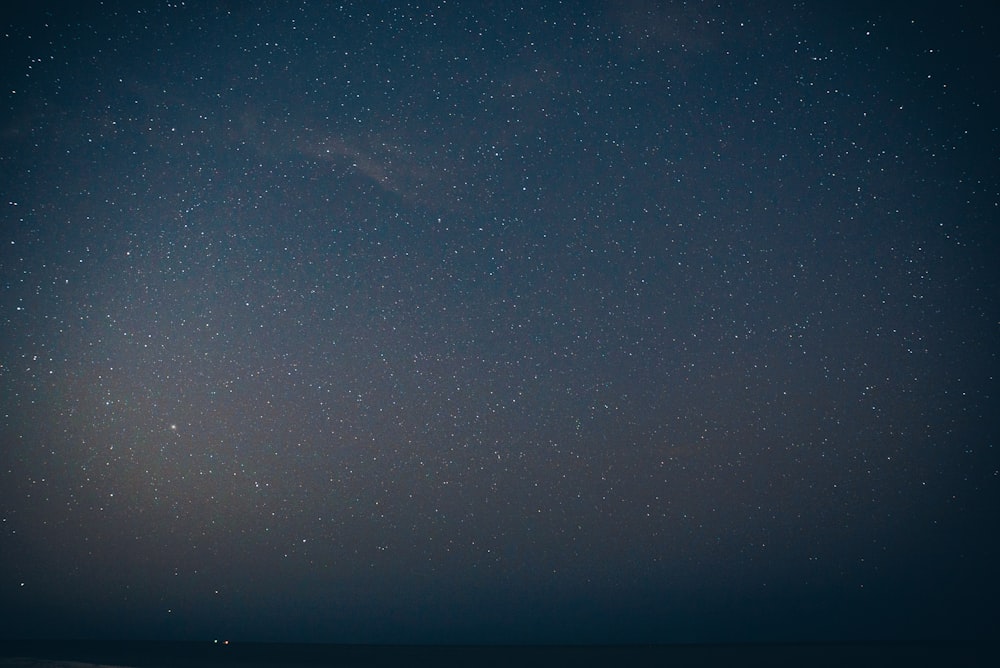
1 0 998 646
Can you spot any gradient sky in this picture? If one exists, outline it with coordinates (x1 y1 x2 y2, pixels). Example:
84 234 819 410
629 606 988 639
1 0 998 645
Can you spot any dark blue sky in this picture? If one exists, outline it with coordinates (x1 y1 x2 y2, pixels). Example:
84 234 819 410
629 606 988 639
1 1 997 644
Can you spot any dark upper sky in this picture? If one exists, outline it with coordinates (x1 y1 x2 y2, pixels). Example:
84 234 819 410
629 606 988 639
1 0 997 645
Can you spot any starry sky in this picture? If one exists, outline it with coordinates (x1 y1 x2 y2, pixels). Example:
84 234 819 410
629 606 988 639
1 0 998 646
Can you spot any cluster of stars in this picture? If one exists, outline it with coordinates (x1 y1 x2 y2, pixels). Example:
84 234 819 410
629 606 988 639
1 0 996 644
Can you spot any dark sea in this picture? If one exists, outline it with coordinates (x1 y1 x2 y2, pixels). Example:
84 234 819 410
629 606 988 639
0 640 992 668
